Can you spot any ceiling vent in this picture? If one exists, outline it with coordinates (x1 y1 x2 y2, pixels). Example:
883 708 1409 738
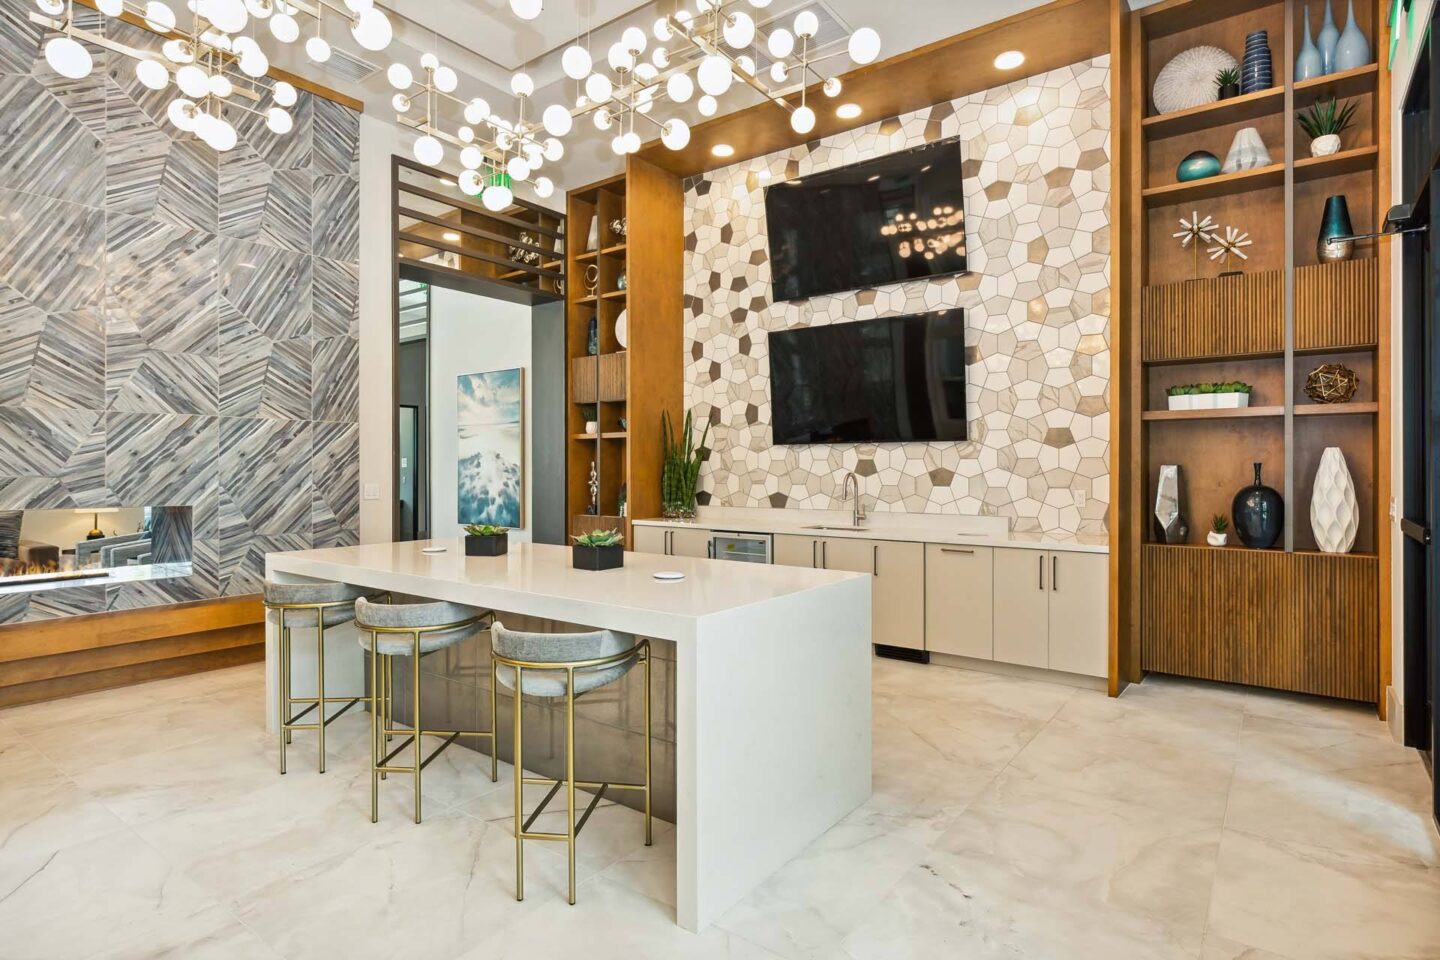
751 0 853 72
315 46 379 84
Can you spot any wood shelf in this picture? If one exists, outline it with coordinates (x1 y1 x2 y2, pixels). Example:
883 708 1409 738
1142 86 1284 139
601 289 628 300
570 432 630 440
1142 405 1284 421
1142 162 1285 206
1294 402 1379 416
1293 63 1381 108
1293 145 1379 182
601 243 627 255
575 250 599 262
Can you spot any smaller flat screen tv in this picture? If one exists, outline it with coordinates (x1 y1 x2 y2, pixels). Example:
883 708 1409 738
765 136 968 302
769 310 969 445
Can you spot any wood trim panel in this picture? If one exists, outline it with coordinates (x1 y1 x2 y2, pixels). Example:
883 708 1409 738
0 645 264 709
1141 545 1378 701
0 596 262 663
2 625 261 685
1109 0 1136 696
1295 260 1380 350
1141 271 1284 361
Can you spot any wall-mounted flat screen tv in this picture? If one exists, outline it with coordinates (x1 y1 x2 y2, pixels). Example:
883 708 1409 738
768 310 969 445
765 137 968 302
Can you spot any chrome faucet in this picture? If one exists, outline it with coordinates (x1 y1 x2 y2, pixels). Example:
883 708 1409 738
842 471 866 527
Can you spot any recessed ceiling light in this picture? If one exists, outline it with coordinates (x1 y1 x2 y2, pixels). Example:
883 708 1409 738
443 231 461 242
836 103 862 119
994 50 1025 70
712 143 735 157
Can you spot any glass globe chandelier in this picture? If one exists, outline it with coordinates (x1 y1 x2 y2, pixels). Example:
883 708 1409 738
28 0 395 152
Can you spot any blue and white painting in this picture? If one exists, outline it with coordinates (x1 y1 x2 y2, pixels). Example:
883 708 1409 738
456 368 523 528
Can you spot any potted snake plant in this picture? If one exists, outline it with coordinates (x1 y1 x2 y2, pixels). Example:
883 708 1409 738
464 523 509 557
573 528 625 571
661 409 710 520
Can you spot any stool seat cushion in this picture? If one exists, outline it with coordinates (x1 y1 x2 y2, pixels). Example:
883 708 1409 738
491 621 640 698
264 580 369 628
355 597 487 656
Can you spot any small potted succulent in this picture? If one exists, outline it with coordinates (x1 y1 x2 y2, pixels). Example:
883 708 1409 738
1297 97 1358 158
464 523 509 557
1207 514 1229 547
1215 66 1241 100
1167 382 1252 410
572 528 625 571
1210 381 1253 409
1166 384 1195 411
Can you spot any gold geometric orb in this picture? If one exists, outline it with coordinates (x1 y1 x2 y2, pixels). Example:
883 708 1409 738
1304 363 1358 404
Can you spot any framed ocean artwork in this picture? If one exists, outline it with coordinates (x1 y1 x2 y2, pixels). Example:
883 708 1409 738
456 367 523 529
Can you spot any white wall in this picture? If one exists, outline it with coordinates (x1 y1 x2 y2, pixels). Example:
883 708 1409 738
427 287 534 542
1387 0 1434 739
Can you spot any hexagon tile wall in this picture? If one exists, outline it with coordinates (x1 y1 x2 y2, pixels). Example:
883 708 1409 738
682 56 1111 537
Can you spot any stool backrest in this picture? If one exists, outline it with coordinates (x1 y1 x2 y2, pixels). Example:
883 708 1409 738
263 580 367 606
491 621 635 665
355 596 485 632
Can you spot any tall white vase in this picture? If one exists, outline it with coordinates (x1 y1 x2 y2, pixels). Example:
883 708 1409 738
1310 446 1358 553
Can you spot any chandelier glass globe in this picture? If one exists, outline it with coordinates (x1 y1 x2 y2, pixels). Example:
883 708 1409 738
350 7 392 51
790 104 815 135
653 16 671 41
266 106 293 134
175 64 209 98
144 1 177 32
661 118 691 150
305 36 331 62
162 38 194 63
44 36 92 79
271 80 297 106
243 0 273 16
848 27 880 64
460 146 484 169
667 72 694 103
542 103 572 137
413 134 443 166
793 11 819 38
510 0 541 20
534 176 554 199
464 98 491 124
823 77 842 97
269 12 298 41
458 169 482 195
697 94 718 116
621 26 647 53
390 93 410 113
767 27 793 59
543 137 564 161
623 131 641 154
209 73 233 98
200 0 249 34
723 11 754 49
482 182 513 211
594 107 612 131
434 66 458 93
97 0 123 15
697 55 732 96
561 45 591 80
167 98 197 131
135 59 169 91
585 73 612 103
386 62 412 89
507 156 531 180
510 72 534 97
607 42 634 73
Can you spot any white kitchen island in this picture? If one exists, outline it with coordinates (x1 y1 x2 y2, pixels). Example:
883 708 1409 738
264 539 872 931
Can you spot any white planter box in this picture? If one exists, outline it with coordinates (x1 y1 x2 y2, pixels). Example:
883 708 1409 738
1192 394 1218 409
1211 392 1250 408
1167 395 1193 411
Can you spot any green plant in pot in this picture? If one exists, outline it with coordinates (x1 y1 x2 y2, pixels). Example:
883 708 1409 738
1297 97 1357 158
661 409 710 520
1215 66 1240 100
464 523 509 557
1207 514 1229 548
572 528 625 570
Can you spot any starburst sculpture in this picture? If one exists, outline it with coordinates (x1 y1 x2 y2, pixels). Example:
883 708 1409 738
1208 226 1252 264
1174 210 1217 278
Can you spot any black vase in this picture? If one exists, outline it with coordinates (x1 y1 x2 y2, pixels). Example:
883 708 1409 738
1232 461 1283 548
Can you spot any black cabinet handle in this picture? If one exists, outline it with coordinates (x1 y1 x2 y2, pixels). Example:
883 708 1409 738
873 543 879 576
1052 555 1058 591
941 547 975 555
811 540 817 568
1038 554 1044 591
821 541 828 569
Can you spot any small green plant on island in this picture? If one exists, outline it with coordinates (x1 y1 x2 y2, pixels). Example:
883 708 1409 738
1211 514 1229 534
1297 98 1358 139
573 528 624 548
465 523 508 537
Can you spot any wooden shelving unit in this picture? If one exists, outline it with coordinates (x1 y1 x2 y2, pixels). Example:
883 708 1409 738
564 159 683 545
1121 0 1390 708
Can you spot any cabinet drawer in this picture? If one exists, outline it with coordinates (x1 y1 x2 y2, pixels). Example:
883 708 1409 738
924 544 994 659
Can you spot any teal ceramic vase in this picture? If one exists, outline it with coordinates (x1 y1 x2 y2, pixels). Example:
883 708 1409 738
1296 6 1324 81
1318 0 1340 72
1177 150 1222 182
1317 194 1355 261
1334 0 1372 69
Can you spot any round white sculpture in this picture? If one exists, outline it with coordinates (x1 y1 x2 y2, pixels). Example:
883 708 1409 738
1310 446 1358 553
1153 46 1238 114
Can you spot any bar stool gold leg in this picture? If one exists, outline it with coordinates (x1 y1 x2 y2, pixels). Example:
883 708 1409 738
278 610 288 774
316 617 327 774
412 630 423 825
565 665 577 906
385 657 394 742
489 660 499 783
643 649 652 846
513 664 524 902
379 639 389 781
370 634 380 823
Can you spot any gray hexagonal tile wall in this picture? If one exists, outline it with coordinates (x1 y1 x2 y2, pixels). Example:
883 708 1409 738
683 56 1111 537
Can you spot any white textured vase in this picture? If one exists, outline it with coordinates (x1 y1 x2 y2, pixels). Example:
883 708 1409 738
1222 126 1271 173
1310 133 1342 157
1310 446 1358 553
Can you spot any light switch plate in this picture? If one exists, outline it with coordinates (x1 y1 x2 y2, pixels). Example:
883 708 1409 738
363 483 380 501
1072 487 1087 508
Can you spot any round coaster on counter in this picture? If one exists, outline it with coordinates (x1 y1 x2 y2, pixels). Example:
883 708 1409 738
421 546 448 554
653 571 685 582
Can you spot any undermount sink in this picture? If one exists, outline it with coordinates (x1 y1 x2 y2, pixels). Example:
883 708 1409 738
802 525 869 532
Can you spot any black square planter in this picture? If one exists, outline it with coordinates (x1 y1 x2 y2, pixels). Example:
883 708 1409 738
465 534 508 557
572 544 624 571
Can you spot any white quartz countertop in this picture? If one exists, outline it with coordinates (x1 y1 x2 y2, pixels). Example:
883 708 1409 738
265 539 866 640
632 513 1110 555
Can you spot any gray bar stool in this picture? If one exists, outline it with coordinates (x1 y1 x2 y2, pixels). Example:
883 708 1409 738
264 580 374 775
356 597 496 824
490 620 652 906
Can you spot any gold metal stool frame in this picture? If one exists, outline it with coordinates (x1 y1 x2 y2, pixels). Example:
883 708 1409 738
491 638 652 905
269 597 375 775
367 612 498 824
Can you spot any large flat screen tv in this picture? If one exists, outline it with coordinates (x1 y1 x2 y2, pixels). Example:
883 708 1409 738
765 137 968 302
769 310 969 445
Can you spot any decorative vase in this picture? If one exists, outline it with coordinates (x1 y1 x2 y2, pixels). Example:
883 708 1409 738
1207 530 1229 547
1310 133 1342 157
1218 81 1240 99
1334 0 1372 70
1311 447 1359 553
1240 30 1274 95
1154 465 1188 544
1233 462 1283 549
1296 6 1324 81
1317 194 1355 261
1318 0 1340 73
587 316 598 355
1177 150 1222 182
1222 127 1271 173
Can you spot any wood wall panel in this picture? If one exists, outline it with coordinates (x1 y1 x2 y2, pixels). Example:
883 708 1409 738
1141 545 1377 701
1141 270 1284 361
1295 259 1380 350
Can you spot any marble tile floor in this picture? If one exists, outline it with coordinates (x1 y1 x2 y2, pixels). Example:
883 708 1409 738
1 658 1437 960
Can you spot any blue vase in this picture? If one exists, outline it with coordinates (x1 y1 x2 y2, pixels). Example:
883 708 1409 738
1318 194 1356 261
1233 462 1283 549
1241 30 1274 94
1296 6 1324 81
1177 150 1222 182
1334 0 1372 69
1318 0 1340 72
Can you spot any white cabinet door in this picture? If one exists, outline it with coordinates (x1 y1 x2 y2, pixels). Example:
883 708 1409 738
871 540 925 651
633 525 669 556
992 548 1049 669
1047 552 1109 677
817 536 873 575
774 534 821 568
924 544 994 660
670 527 714 559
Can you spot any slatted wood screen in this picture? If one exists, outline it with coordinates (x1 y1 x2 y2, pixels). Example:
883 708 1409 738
1141 545 1378 701
1141 270 1284 362
1295 259 1379 350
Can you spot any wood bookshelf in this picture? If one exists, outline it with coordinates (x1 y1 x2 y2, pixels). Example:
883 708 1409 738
1119 0 1390 709
564 158 683 546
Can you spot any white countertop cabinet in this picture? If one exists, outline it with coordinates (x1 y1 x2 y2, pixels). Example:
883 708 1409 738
633 524 713 558
924 544 995 660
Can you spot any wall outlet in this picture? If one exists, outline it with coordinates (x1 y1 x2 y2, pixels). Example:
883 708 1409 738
1072 487 1087 509
363 483 380 501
